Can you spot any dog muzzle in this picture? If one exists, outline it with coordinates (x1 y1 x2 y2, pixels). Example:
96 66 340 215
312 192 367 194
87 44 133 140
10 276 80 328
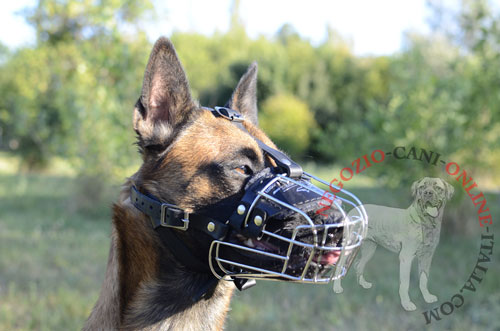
131 106 367 292
209 166 367 285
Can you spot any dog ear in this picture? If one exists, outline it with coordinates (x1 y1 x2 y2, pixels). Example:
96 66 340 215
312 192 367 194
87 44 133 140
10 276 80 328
226 62 259 126
441 179 455 200
411 179 422 198
133 37 195 145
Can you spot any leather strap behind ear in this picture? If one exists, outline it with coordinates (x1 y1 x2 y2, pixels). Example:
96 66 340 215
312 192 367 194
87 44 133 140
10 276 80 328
226 62 259 126
206 106 303 178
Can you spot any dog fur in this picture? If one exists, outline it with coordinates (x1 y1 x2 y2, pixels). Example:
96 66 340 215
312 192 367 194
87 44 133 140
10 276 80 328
84 37 278 330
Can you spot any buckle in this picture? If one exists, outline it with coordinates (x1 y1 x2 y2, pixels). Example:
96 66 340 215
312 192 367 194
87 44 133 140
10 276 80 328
214 106 244 122
160 204 189 231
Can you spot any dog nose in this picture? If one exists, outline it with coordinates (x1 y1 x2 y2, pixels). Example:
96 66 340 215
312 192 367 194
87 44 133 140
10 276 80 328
318 207 344 226
326 229 343 243
424 189 434 197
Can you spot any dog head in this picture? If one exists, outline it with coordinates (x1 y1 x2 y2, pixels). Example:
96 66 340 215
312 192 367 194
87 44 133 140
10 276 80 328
131 38 363 283
411 177 454 219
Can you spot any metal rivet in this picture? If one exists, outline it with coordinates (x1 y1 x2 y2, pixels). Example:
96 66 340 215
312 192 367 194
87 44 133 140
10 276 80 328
237 204 246 215
207 222 215 232
254 215 263 226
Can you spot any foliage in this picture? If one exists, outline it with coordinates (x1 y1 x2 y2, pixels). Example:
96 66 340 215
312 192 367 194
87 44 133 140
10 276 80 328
0 0 152 176
260 94 316 158
0 0 499 187
352 0 500 185
0 1 499 328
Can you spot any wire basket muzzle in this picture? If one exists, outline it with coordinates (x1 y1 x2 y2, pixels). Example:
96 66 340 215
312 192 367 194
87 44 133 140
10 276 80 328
208 171 368 285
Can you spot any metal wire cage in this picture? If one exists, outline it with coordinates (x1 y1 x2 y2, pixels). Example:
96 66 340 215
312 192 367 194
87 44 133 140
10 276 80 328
208 172 368 287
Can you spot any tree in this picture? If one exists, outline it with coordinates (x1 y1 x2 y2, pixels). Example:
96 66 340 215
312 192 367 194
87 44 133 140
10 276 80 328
260 94 316 158
0 0 153 173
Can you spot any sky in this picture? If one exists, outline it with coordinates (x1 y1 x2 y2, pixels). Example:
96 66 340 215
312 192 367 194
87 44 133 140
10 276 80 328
0 0 431 56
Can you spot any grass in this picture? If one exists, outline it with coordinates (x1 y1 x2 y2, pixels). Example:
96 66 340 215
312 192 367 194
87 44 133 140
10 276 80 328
0 167 498 330
227 234 500 331
0 173 112 330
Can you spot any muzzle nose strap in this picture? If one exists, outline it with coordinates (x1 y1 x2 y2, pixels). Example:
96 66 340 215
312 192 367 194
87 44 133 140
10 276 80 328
255 139 303 178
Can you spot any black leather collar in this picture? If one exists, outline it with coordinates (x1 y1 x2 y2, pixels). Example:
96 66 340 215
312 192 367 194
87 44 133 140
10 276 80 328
129 104 301 296
131 186 228 239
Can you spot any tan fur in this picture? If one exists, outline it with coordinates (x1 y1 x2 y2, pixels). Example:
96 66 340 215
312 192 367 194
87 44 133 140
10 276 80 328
85 106 266 331
84 182 157 330
84 227 121 330
85 181 236 330
156 111 266 210
85 37 270 330
125 280 234 331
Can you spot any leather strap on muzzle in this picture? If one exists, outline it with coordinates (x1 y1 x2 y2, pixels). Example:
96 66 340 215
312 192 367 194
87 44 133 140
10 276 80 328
130 104 303 295
131 186 229 240
131 185 236 300
227 167 330 238
131 185 257 294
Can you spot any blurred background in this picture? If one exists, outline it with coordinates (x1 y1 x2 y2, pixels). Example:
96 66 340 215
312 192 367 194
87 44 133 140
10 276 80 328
0 0 498 330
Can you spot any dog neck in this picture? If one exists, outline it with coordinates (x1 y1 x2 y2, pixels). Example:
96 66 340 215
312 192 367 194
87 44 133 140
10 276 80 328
83 181 234 331
409 202 443 228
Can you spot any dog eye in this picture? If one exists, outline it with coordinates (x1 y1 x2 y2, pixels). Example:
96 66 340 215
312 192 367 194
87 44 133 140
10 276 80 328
234 165 253 175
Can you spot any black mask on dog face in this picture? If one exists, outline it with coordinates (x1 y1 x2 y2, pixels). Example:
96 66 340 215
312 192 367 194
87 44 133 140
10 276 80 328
209 163 367 284
131 106 368 289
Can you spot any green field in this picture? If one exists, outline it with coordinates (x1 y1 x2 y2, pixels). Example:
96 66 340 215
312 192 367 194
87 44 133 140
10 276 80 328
0 171 498 330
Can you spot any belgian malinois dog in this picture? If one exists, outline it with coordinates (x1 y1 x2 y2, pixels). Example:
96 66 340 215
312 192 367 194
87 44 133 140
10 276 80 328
84 37 354 330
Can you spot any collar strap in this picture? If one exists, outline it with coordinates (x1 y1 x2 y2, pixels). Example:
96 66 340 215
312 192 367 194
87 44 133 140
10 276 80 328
131 185 256 293
131 186 229 239
128 105 286 294
130 185 233 300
